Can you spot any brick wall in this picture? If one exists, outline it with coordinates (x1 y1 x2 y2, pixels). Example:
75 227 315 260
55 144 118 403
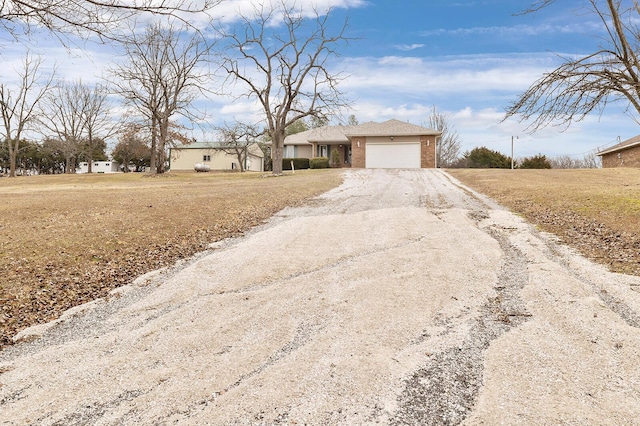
349 135 438 168
420 135 437 168
602 146 640 168
351 137 366 168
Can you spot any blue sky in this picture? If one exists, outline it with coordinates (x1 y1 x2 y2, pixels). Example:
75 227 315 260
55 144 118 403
1 0 637 160
326 0 635 160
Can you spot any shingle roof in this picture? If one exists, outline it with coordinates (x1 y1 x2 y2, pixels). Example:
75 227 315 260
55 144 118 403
284 126 352 145
284 119 441 145
597 135 640 156
345 119 441 137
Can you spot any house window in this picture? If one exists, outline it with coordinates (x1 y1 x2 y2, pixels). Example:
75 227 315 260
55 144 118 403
318 145 328 157
284 145 297 158
203 155 211 161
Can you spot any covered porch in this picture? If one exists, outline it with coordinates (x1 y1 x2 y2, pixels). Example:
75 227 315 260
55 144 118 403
311 142 352 167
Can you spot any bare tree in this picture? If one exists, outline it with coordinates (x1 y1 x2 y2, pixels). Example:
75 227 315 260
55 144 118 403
506 0 640 131
549 155 581 169
80 83 117 172
1 0 220 41
0 53 53 177
111 22 210 174
582 151 601 168
217 121 259 172
216 1 351 175
426 106 461 167
112 123 151 172
40 80 89 173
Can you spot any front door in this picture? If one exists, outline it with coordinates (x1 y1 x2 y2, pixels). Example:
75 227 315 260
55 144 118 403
344 145 352 165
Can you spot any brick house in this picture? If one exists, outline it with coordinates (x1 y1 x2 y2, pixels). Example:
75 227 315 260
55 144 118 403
597 135 640 168
283 119 442 168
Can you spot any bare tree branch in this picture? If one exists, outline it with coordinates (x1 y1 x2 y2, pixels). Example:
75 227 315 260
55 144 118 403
506 0 640 132
426 106 461 168
517 0 557 14
0 0 221 42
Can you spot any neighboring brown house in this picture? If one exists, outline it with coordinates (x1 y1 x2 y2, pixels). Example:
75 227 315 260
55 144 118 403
284 119 442 168
597 135 640 168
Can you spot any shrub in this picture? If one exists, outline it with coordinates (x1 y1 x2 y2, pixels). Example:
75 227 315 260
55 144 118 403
465 146 511 168
519 154 552 169
310 157 330 169
331 148 341 168
282 158 310 170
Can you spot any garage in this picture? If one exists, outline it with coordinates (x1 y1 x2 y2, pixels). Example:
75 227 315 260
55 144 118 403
365 142 421 169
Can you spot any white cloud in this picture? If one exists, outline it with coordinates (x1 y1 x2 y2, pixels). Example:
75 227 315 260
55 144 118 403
394 43 424 52
339 53 552 103
419 22 604 38
208 0 366 24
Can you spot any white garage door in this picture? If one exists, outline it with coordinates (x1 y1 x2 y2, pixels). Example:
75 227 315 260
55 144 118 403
366 142 421 169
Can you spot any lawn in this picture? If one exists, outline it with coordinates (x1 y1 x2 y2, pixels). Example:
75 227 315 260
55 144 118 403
0 170 343 348
448 168 640 277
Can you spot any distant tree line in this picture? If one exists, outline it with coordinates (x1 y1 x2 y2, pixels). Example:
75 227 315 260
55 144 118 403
0 137 110 175
447 146 599 169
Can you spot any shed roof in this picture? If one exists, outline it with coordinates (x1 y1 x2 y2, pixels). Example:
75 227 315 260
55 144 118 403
597 135 640 156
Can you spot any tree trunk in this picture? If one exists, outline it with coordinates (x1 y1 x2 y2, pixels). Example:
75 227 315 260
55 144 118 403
8 140 17 177
271 130 285 175
236 148 245 172
66 155 74 173
87 135 93 173
149 116 158 174
156 117 169 174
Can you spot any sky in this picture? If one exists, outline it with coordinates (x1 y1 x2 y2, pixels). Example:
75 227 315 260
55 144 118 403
1 0 638 160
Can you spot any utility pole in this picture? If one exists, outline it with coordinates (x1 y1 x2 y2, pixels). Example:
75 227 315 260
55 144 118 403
511 135 518 169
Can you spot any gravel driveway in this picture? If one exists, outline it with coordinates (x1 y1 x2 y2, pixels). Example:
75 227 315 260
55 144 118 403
2 169 640 425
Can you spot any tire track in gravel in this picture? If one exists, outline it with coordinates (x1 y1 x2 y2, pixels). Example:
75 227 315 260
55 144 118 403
535 235 640 329
390 175 532 425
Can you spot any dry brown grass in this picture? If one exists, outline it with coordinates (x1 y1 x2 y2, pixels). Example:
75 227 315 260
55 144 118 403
448 168 640 276
0 170 343 348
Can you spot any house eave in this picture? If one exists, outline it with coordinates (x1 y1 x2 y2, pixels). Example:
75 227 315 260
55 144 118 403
344 131 442 137
597 140 640 156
